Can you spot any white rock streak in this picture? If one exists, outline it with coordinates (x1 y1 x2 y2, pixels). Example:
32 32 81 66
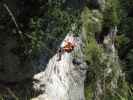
32 34 87 100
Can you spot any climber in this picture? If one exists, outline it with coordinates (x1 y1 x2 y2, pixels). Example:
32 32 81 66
57 35 77 61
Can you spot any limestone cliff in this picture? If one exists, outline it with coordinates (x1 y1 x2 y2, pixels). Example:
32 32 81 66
32 34 87 100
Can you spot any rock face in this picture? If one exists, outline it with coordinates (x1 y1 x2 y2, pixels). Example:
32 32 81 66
93 27 124 100
32 34 87 100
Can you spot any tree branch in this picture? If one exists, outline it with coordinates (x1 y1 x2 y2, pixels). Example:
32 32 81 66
3 3 28 54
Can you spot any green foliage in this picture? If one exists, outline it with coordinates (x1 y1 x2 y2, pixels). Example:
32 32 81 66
30 17 44 54
118 0 133 85
84 37 104 74
82 1 131 99
82 7 103 36
85 85 93 100
29 0 81 56
1 0 133 99
126 49 133 68
124 49 133 83
119 17 133 38
103 0 121 27
84 34 129 99
115 34 130 50
48 0 66 8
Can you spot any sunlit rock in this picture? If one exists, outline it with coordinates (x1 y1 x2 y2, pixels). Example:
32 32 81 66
32 34 87 100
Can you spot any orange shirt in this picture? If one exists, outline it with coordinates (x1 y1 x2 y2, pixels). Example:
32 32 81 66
63 42 75 53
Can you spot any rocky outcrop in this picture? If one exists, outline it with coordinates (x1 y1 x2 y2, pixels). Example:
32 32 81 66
32 34 87 100
93 27 124 100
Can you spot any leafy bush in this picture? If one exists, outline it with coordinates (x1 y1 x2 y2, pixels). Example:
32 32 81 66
29 0 81 56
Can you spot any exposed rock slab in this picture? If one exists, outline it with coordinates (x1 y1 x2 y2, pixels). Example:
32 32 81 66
32 34 87 100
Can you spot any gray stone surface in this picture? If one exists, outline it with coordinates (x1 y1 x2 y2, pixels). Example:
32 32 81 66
32 34 87 100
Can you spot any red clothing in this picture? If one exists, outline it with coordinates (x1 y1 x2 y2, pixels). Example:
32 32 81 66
63 42 75 53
